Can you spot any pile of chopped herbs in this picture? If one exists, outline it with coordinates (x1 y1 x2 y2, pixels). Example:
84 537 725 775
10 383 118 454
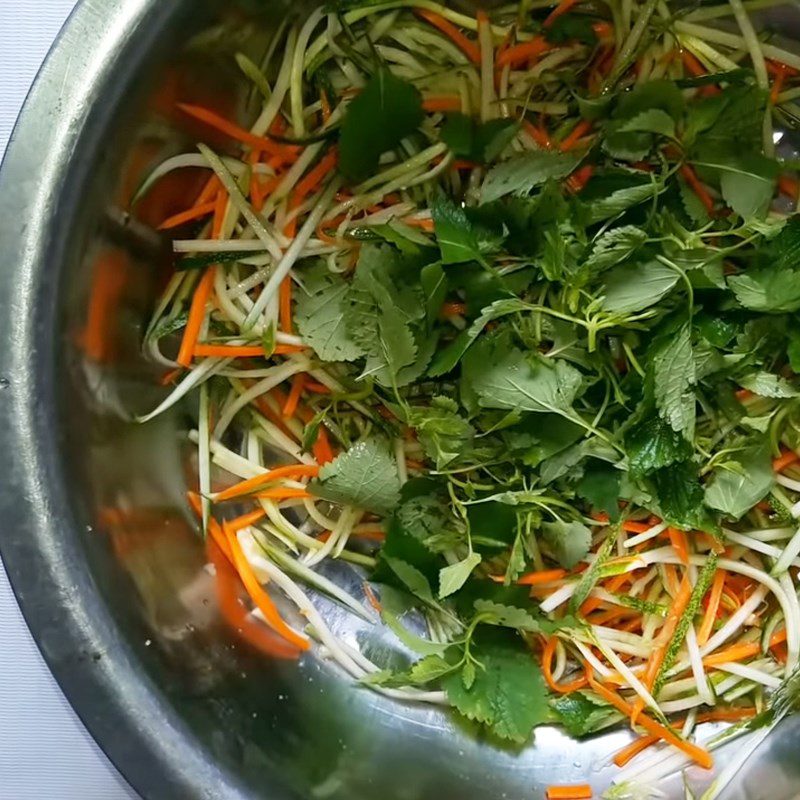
138 0 800 791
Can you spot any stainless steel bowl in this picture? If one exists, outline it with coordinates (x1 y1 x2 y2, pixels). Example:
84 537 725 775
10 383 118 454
1 2 799 798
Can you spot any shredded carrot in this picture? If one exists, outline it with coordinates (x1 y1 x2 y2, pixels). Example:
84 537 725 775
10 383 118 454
543 0 581 27
613 734 659 767
280 276 293 333
771 66 787 104
224 521 310 650
207 536 301 660
193 343 304 358
580 571 630 616
318 528 385 543
696 707 756 724
496 35 551 69
698 568 726 646
215 464 321 502
305 380 332 394
313 426 335 465
194 174 222 207
187 491 233 563
778 174 799 201
177 267 217 367
518 568 568 586
559 119 593 152
423 95 463 113
773 448 799 472
702 642 760 668
766 59 799 78
566 165 594 193
679 164 715 214
283 373 306 418
668 527 689 565
593 21 614 40
295 149 339 200
158 200 217 230
681 49 707 77
415 9 481 65
160 367 182 386
587 672 713 769
364 582 383 613
621 519 652 534
441 301 467 317
226 508 268 533
545 785 593 800
542 637 589 694
403 215 436 231
212 189 228 239
255 487 313 501
178 102 291 157
523 119 552 149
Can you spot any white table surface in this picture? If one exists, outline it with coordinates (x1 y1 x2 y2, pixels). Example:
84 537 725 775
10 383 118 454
0 2 139 798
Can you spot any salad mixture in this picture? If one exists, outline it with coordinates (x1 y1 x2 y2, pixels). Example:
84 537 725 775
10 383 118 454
137 0 800 796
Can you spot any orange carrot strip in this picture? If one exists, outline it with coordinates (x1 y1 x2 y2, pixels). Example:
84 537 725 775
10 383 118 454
679 164 715 213
195 175 222 207
681 49 707 77
212 189 228 239
193 343 304 358
496 35 551 68
518 568 568 586
224 521 310 650
593 21 614 39
773 449 799 472
313 426 335 465
544 0 581 27
580 571 630 616
215 464 321 502
187 491 233 564
545 785 593 800
559 119 593 152
283 373 306 418
441 301 467 317
280 276 293 333
207 536 301 660
588 674 713 769
423 95 463 113
255 487 313 500
523 119 552 149
779 175 799 201
415 9 481 65
622 520 652 534
668 527 689 565
542 637 589 694
159 201 217 231
178 103 288 155
566 164 594 193
696 707 756 724
227 508 267 533
364 582 383 612
161 367 182 386
702 642 759 667
305 381 332 394
766 59 799 78
295 149 339 200
771 68 787 104
698 568 726 646
613 734 659 768
177 267 217 367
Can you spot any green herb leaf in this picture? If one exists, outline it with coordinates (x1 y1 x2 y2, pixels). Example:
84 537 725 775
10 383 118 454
601 259 679 313
310 436 401 513
441 114 519 163
541 520 592 569
584 225 648 273
649 461 716 532
443 630 549 743
704 443 774 520
626 414 693 478
551 691 620 738
339 69 423 182
408 396 475 468
481 150 583 203
738 372 799 398
576 461 622 520
432 193 485 265
652 322 696 440
295 263 364 361
729 268 800 313
439 552 482 598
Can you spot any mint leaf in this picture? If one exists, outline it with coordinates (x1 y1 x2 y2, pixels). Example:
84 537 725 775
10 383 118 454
443 630 549 743
601 259 679 313
474 600 573 635
295 263 363 361
738 372 799 398
481 150 582 203
704 443 774 520
440 114 519 163
468 347 583 415
383 556 437 604
577 461 622 520
585 180 661 223
542 520 592 568
439 552 482 598
552 692 620 738
729 269 800 313
420 262 448 326
339 69 423 182
584 225 648 273
649 462 715 532
432 193 485 265
702 154 779 220
625 414 693 477
652 322 696 440
310 437 401 514
378 586 448 654
408 654 456 683
408 396 475 468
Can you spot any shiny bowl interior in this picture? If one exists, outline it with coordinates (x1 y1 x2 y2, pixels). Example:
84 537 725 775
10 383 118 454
1 1 800 798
